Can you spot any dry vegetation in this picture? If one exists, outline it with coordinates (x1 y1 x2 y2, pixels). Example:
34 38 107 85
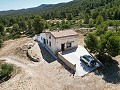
0 35 119 90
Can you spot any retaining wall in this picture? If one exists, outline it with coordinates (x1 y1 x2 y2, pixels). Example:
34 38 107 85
58 52 76 71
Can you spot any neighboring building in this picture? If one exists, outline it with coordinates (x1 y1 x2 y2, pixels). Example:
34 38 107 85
38 30 79 54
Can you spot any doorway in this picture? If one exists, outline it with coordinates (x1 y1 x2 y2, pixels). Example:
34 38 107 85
61 44 65 51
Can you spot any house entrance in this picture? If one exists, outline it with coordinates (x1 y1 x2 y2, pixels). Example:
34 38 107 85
61 44 65 51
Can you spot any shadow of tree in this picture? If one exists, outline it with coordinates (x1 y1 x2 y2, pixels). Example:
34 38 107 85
0 76 11 84
94 55 120 84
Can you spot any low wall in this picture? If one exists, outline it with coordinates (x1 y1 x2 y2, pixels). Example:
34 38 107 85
58 52 76 71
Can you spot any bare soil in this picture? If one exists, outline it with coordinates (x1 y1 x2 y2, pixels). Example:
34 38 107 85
0 36 120 90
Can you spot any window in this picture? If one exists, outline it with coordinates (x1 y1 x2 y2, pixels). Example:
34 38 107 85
49 35 51 39
43 38 46 44
49 41 51 47
46 39 48 44
66 42 72 48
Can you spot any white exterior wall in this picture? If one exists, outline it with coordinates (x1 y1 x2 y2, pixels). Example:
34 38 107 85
38 32 79 54
55 35 79 53
37 33 46 44
45 33 57 53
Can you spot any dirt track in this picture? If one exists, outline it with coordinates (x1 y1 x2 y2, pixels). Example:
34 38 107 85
0 37 120 90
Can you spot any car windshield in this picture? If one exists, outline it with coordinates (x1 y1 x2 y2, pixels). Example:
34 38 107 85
84 55 94 61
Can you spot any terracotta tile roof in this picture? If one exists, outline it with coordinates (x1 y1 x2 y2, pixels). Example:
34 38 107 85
50 30 78 38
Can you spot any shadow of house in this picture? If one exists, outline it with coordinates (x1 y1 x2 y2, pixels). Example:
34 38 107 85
61 48 77 55
38 43 75 75
94 58 120 84
57 58 75 75
39 44 56 63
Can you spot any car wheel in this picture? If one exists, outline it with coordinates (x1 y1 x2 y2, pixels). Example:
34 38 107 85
80 58 82 61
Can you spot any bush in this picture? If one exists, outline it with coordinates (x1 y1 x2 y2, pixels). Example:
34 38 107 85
0 64 14 78
60 23 71 29
0 34 3 48
9 34 21 39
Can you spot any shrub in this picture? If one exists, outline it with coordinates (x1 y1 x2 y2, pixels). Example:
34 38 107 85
60 23 71 29
0 64 14 78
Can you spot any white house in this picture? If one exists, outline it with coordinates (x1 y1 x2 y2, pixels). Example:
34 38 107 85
38 30 79 54
37 30 101 77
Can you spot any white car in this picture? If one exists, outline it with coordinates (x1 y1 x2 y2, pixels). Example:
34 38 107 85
80 55 96 67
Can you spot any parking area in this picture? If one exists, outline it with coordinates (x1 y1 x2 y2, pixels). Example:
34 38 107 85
59 45 101 76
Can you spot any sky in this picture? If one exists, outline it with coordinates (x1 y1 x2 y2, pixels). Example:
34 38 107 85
0 0 73 11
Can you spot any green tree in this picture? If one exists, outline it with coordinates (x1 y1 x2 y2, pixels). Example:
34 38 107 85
11 24 20 39
27 20 35 35
0 24 5 47
0 24 5 36
107 35 120 57
0 33 3 48
89 18 94 27
114 20 119 32
66 13 73 20
33 16 45 34
96 15 104 25
44 21 50 29
60 23 71 29
12 24 20 34
84 13 90 24
85 31 120 59
96 23 108 36
114 9 120 20
84 33 99 54
18 21 27 31
0 64 14 77
85 8 91 15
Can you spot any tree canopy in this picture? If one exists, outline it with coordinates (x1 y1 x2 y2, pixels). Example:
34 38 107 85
33 16 45 34
85 29 120 59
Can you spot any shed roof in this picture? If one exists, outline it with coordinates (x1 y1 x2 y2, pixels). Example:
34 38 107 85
50 30 78 38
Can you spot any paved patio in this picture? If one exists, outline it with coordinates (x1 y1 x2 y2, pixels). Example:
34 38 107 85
60 45 100 76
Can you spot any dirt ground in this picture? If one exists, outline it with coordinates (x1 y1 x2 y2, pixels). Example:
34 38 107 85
0 35 120 90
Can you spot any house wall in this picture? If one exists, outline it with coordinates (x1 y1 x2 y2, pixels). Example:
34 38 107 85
38 32 79 54
54 35 79 53
45 33 57 53
37 33 46 44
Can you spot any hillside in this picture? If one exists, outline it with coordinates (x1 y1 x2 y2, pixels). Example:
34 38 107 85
0 0 119 19
0 0 120 29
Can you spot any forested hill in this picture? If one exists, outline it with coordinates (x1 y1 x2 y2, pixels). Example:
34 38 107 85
0 0 120 28
0 0 120 19
0 0 80 16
